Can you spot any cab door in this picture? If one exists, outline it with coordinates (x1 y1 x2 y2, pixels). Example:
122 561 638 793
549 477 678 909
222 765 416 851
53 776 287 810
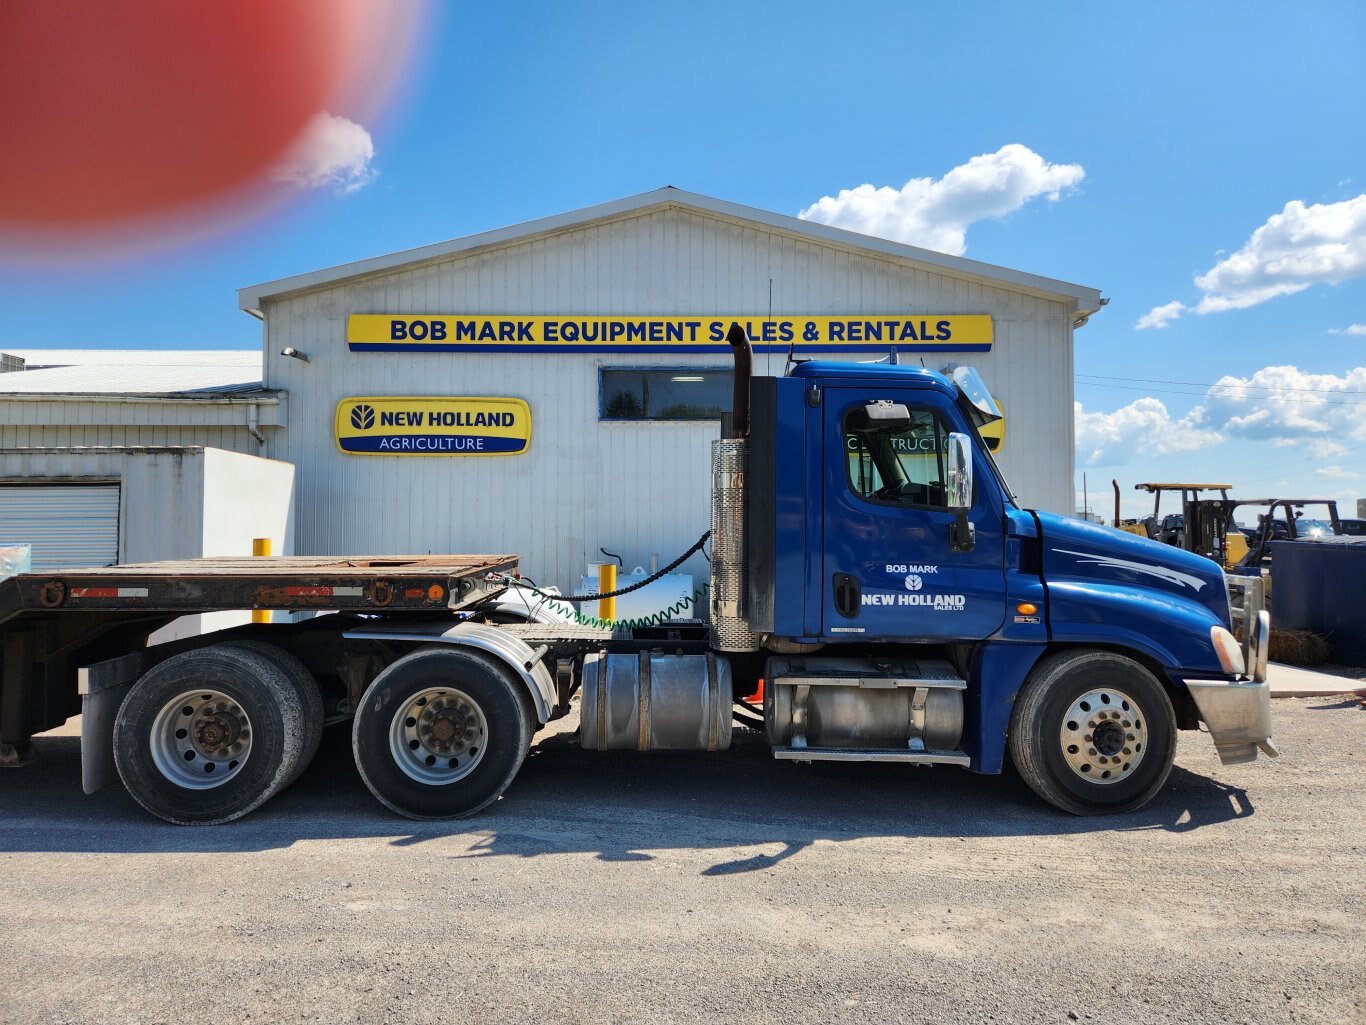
820 387 1007 641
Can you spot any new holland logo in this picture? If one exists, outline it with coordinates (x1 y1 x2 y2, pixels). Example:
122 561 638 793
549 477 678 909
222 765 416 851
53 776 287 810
335 397 532 457
350 404 376 430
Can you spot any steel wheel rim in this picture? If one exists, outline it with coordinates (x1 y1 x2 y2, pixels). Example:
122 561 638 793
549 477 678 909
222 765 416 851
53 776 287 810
388 686 488 785
149 689 252 789
1058 687 1148 785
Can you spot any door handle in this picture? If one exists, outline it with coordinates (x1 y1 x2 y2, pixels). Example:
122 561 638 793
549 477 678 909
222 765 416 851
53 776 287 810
832 572 860 618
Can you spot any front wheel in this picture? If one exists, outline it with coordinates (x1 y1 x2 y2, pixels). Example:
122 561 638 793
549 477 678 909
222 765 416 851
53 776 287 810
351 647 532 820
1008 650 1177 815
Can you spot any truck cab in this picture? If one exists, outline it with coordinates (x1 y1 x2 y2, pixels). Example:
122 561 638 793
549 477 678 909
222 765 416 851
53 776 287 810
736 360 1275 812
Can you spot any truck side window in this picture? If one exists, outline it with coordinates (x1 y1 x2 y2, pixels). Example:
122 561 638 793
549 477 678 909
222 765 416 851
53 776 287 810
844 406 948 508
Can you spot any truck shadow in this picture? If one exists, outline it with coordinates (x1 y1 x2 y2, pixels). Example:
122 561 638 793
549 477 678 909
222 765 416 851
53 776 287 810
0 726 1253 864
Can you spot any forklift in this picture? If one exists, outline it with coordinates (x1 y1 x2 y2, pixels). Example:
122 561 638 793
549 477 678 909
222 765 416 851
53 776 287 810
1131 483 1239 562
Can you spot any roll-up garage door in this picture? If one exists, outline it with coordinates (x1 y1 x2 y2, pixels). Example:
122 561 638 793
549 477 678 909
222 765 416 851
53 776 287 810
0 484 121 571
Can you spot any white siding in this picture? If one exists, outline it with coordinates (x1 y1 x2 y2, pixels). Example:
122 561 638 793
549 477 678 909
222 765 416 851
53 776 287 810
262 207 1077 590
0 399 270 456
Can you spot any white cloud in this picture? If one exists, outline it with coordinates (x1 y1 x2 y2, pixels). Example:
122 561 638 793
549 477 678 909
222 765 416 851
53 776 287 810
271 113 377 194
1309 438 1348 458
1315 465 1360 480
1074 397 1222 466
1135 300 1186 330
1146 195 1366 323
1198 365 1366 442
1329 324 1366 335
1270 437 1346 458
797 144 1084 256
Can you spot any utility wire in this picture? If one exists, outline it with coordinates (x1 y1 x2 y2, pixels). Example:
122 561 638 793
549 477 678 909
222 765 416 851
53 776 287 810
1078 373 1366 398
1078 380 1366 409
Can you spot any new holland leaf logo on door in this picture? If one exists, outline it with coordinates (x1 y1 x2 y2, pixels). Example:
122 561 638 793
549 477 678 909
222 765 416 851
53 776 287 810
335 397 531 456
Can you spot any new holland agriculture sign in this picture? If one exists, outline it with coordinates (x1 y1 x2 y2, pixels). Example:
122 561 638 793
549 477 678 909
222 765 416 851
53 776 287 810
346 314 993 354
336 397 531 456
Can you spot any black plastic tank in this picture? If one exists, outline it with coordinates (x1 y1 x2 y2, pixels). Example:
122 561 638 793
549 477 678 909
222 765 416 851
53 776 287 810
1268 537 1366 664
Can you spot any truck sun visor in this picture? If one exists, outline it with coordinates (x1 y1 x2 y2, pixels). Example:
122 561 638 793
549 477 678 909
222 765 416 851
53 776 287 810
951 366 1003 422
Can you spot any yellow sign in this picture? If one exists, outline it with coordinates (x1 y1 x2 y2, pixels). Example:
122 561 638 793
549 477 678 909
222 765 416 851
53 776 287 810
980 401 1006 453
335 397 530 456
347 314 993 353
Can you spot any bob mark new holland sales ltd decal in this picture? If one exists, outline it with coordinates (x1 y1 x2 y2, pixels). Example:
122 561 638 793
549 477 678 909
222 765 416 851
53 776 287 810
336 397 531 456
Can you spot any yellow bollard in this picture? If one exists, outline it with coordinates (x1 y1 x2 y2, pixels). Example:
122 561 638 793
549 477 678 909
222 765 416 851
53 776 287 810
597 562 616 623
252 538 271 624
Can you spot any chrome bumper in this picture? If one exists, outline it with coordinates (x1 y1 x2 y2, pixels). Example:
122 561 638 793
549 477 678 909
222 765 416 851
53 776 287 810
1186 677 1279 764
1200 577 1276 764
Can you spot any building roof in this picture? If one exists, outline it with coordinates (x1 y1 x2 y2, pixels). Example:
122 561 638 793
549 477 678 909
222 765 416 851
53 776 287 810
0 350 262 396
238 187 1106 323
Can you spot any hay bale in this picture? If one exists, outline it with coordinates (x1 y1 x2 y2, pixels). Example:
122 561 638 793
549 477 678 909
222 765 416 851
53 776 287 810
1267 629 1329 666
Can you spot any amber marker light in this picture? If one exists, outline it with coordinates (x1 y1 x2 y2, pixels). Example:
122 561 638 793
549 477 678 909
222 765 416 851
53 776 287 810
1016 602 1038 615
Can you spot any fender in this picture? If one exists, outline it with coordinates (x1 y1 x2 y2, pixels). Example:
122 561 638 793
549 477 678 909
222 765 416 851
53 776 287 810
343 621 558 724
967 642 1048 774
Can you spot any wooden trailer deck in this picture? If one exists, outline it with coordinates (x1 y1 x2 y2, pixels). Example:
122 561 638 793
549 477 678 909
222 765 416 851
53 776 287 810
0 554 518 624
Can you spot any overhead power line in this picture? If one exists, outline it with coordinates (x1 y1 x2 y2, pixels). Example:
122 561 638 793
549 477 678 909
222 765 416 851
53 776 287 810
1077 380 1366 408
1077 372 1366 398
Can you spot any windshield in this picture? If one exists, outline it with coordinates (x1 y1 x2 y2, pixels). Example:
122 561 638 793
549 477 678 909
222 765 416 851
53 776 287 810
1297 518 1335 538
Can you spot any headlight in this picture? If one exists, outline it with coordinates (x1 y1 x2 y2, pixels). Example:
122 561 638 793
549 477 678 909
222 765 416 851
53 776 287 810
1210 625 1246 676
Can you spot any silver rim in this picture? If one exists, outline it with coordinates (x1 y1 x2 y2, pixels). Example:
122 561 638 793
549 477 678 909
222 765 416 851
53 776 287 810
1058 687 1148 785
150 690 252 789
388 687 488 785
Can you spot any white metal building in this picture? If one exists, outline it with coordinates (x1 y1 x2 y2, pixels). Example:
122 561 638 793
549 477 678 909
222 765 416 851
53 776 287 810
238 189 1102 590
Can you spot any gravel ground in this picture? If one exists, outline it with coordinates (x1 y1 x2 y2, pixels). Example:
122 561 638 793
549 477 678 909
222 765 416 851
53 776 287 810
1 697 1363 1025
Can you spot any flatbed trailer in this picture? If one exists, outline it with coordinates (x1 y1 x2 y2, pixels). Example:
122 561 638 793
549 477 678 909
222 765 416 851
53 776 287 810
0 328 1277 826
0 555 517 763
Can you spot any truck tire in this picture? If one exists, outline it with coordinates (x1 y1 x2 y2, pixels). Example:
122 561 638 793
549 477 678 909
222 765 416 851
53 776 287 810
220 640 324 785
112 644 306 825
351 647 531 820
1008 650 1177 815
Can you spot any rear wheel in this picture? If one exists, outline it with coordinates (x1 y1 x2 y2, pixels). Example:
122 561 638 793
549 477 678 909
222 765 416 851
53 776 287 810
1008 650 1177 815
352 647 532 819
220 640 324 784
113 644 305 824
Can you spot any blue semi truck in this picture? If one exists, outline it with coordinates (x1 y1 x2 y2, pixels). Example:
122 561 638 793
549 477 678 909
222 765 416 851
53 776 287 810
0 326 1275 823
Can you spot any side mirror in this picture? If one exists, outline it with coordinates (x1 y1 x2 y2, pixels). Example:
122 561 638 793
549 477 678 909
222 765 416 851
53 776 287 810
946 432 975 553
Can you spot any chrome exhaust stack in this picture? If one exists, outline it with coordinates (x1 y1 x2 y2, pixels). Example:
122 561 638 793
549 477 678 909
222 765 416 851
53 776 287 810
710 324 761 652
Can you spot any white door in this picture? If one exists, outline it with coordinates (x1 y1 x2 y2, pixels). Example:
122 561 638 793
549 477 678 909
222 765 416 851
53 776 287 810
0 484 121 570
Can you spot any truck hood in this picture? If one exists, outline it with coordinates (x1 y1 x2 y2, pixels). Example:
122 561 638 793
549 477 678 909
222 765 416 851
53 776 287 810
1035 511 1229 625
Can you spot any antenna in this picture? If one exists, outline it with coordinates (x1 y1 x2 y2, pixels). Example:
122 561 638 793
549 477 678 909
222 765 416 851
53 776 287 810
766 277 773 376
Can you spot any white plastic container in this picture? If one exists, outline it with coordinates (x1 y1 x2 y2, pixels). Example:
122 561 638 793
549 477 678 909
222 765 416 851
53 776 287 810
0 544 32 580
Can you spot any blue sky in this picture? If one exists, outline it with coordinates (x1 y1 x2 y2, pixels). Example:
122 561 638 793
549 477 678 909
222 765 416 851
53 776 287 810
2 1 1363 518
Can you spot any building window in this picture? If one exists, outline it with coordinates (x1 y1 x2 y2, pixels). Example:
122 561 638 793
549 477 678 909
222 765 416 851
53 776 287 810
599 368 733 421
